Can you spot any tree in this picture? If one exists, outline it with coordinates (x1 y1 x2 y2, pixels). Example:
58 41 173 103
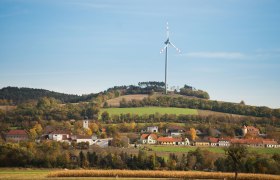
33 123 43 136
28 128 37 141
225 144 248 180
101 111 110 122
190 128 197 141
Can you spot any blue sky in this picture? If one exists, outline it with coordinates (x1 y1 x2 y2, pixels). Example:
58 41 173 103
0 0 280 108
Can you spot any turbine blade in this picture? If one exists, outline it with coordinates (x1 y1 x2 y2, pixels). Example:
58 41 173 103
170 42 181 53
160 44 168 54
166 22 169 38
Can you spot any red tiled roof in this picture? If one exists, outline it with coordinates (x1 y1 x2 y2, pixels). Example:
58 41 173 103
157 137 182 142
218 137 231 142
76 135 92 139
246 138 263 144
141 134 149 139
230 139 247 144
141 134 157 140
149 134 157 140
263 140 278 145
209 137 219 143
245 126 259 132
6 130 27 135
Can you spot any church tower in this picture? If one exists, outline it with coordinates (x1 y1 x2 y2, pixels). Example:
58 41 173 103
83 116 89 129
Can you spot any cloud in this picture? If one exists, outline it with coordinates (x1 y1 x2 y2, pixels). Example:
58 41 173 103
182 51 246 59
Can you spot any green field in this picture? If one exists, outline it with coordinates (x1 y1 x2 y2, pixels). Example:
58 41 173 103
148 145 280 154
100 107 198 116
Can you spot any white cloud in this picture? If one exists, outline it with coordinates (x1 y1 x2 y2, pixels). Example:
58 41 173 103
182 52 246 59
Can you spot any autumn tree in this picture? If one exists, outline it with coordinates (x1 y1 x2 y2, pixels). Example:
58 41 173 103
190 128 197 141
225 144 248 180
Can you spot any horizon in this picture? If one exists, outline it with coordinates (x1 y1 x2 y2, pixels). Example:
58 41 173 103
1 0 280 108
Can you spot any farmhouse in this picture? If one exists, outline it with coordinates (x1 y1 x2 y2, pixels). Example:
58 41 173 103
193 140 209 146
157 137 190 145
48 130 71 142
263 139 280 148
209 137 219 146
140 134 157 144
5 130 28 142
242 125 260 137
217 138 230 147
73 135 95 145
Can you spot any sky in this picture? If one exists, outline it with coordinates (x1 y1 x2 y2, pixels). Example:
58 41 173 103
0 0 280 108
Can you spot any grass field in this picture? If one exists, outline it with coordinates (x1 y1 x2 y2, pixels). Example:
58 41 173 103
100 107 198 116
148 145 280 154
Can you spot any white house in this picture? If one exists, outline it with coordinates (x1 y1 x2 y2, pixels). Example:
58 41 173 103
218 138 230 147
140 134 157 144
157 137 190 146
48 130 71 142
146 126 158 133
75 135 95 145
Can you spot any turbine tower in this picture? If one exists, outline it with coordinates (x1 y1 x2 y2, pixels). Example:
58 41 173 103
160 22 181 95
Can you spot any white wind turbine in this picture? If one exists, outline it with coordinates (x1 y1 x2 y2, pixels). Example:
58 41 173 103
160 22 181 95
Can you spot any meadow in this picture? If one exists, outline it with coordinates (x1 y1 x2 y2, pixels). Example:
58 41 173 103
100 107 198 116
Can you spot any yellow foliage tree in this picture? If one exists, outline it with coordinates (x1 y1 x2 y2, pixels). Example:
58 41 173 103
34 123 43 135
190 128 197 141
130 121 136 130
89 123 99 133
29 128 37 141
85 128 93 136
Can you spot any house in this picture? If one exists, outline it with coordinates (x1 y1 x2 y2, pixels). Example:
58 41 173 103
242 125 260 136
165 125 185 136
147 126 158 133
263 139 280 148
140 134 157 144
74 135 95 145
157 137 189 145
209 137 219 146
48 130 71 142
245 138 263 147
5 130 28 142
217 138 230 147
193 140 209 146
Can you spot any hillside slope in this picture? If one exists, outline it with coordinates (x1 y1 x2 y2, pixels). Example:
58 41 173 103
0 87 96 104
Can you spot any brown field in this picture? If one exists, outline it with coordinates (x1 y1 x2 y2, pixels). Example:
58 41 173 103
48 169 280 180
198 109 248 118
105 94 149 107
0 105 16 111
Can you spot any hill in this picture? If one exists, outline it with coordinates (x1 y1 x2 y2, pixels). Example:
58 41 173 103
105 94 149 107
0 87 96 104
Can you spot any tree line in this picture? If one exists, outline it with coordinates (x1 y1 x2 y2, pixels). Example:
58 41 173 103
0 87 96 105
119 96 280 119
178 84 210 99
0 142 280 175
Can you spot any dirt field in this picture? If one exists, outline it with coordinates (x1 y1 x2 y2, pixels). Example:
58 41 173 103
105 94 149 107
0 105 16 111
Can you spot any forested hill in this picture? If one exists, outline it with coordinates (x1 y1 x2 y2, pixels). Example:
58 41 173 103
0 87 96 105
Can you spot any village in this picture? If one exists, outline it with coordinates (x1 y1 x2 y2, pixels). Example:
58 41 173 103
3 118 280 149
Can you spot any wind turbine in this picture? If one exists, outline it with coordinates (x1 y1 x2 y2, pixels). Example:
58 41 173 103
160 22 181 95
